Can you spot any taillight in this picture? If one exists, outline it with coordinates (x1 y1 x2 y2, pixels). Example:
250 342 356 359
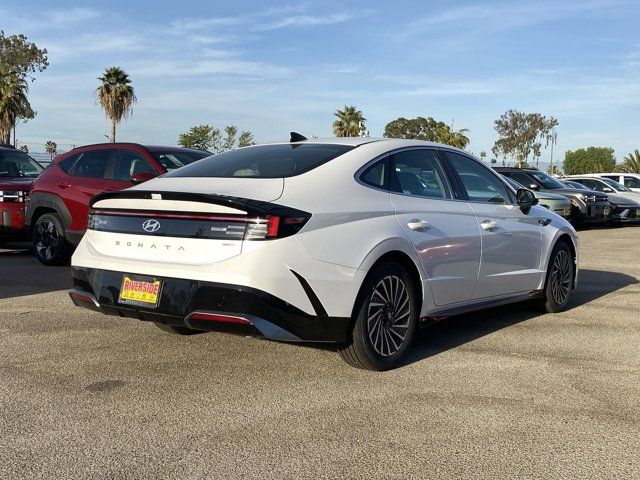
244 213 310 240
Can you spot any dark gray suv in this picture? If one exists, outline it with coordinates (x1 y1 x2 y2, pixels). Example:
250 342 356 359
494 167 610 225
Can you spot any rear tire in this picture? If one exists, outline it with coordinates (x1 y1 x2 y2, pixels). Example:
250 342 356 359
153 322 200 335
32 213 70 266
338 262 418 371
540 240 574 313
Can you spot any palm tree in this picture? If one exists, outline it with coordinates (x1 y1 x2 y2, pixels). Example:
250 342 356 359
0 66 35 144
45 140 57 160
333 106 366 137
96 67 136 143
622 149 640 173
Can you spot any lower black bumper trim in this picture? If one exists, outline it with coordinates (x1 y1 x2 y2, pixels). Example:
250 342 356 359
71 267 349 343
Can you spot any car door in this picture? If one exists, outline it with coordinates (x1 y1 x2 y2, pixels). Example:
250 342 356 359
62 149 115 231
441 151 544 299
388 148 481 306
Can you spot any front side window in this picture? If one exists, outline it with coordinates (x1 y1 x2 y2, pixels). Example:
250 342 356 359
0 150 44 178
390 149 452 199
71 150 110 179
601 177 631 192
165 144 354 178
113 150 155 181
623 176 640 188
579 179 605 192
444 151 511 204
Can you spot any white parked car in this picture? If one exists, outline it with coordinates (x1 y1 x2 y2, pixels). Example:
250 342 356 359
565 175 640 202
69 136 579 370
580 173 640 192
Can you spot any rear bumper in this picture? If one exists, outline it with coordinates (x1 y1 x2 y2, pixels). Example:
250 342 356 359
70 267 349 343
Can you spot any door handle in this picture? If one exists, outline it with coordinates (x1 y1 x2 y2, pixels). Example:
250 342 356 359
407 219 430 232
538 218 552 226
57 182 71 189
480 219 498 231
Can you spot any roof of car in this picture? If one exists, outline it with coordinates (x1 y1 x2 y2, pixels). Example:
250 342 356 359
66 142 208 153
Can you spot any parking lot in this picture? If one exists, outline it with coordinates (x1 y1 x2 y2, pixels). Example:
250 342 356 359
0 227 638 479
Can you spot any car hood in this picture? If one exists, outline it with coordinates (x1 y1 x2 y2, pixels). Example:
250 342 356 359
608 193 640 206
0 177 34 191
534 191 570 202
541 187 608 200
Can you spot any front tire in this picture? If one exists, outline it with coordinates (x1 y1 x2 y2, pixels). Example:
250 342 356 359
32 213 70 266
541 241 574 313
338 262 418 371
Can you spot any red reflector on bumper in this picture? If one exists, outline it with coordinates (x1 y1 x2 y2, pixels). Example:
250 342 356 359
189 312 252 325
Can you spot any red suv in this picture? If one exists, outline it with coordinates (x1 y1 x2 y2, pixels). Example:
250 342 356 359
26 143 209 265
0 144 45 244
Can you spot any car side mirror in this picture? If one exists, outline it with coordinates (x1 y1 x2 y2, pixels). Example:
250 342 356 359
516 188 538 213
602 187 614 193
130 172 157 184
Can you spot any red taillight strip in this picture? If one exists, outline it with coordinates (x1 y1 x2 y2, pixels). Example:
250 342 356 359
188 312 252 325
90 209 266 223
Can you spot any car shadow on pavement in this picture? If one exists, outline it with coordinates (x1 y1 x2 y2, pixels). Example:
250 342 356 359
400 268 638 368
0 249 71 300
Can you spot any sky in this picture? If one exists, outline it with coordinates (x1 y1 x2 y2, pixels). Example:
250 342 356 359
2 0 640 162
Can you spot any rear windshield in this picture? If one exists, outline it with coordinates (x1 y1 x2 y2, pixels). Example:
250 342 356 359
0 150 44 178
151 150 210 171
165 144 354 178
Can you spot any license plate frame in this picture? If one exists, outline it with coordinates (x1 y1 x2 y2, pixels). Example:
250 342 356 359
118 274 163 308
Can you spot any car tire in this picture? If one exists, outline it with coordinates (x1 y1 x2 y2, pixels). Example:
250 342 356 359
153 322 201 335
32 213 70 266
541 240 574 313
338 262 418 371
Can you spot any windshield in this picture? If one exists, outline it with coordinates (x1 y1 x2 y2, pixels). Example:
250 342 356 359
165 144 354 178
503 176 523 190
151 150 210 171
528 170 565 189
0 150 44 178
601 177 632 192
562 181 589 190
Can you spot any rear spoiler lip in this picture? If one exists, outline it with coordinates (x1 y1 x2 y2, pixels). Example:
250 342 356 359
90 189 306 218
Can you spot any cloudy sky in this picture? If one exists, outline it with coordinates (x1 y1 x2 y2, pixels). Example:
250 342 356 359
2 0 640 161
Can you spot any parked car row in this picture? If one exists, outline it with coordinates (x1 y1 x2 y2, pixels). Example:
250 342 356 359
494 167 640 226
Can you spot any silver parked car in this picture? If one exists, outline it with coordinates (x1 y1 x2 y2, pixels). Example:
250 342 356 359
503 176 571 219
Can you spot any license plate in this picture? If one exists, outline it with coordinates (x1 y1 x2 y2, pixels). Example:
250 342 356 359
118 274 162 308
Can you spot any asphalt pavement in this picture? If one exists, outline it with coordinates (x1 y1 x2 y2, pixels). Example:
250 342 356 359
1 228 639 479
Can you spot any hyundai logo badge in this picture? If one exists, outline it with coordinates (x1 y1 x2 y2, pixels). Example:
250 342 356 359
142 219 161 233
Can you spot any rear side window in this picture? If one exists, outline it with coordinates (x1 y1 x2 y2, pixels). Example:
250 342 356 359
360 159 387 188
58 154 80 173
70 150 110 179
165 144 354 178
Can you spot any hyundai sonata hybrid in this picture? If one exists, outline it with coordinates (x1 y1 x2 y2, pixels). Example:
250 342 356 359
69 135 578 370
